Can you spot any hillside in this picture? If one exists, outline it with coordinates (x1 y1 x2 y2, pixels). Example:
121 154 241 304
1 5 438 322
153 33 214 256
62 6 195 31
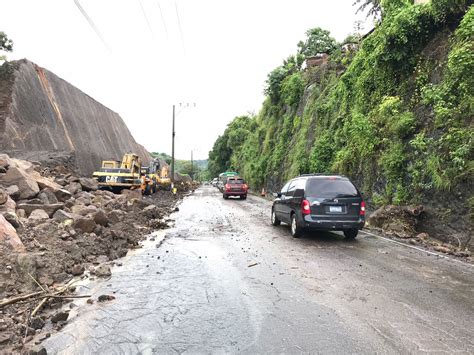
0 60 150 175
208 1 473 249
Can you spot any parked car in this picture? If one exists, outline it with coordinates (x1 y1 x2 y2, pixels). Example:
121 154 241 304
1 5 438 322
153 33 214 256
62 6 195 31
212 178 219 187
222 176 248 200
271 174 365 238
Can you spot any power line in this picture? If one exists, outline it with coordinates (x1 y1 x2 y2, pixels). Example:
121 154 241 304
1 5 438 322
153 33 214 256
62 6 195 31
138 0 155 39
174 0 186 54
156 0 169 39
73 0 111 52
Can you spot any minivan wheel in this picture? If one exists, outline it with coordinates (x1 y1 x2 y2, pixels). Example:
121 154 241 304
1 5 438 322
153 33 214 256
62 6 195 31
223 194 228 200
290 214 303 238
344 229 358 239
271 208 281 226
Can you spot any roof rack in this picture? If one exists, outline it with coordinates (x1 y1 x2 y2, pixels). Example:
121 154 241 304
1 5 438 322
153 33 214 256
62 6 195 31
299 173 347 177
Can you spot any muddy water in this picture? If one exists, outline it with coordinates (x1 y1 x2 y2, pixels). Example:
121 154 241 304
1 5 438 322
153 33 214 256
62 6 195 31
44 187 474 354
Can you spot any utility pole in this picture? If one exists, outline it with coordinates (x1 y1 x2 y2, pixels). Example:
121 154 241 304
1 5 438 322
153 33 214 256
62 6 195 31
171 104 175 183
191 150 193 181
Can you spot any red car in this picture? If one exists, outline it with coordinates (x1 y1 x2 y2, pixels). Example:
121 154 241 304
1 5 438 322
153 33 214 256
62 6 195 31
222 177 248 200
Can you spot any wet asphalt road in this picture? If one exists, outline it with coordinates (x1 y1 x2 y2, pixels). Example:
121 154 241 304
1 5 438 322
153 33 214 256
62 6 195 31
45 186 474 354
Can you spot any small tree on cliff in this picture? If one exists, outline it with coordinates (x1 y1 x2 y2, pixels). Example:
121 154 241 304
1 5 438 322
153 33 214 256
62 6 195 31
297 27 337 57
0 32 13 61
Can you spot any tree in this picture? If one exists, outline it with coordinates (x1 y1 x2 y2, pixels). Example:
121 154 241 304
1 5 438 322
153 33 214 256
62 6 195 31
0 32 13 61
353 0 382 19
297 27 337 57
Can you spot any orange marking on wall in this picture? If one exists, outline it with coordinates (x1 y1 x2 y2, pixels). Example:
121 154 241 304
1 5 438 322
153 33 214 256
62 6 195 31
34 65 75 151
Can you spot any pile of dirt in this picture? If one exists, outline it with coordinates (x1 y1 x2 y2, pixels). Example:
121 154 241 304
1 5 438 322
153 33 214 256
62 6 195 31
0 154 187 353
367 205 472 259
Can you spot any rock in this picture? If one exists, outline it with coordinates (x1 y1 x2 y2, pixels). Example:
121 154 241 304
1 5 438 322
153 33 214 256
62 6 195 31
416 232 430 240
95 255 109 264
28 209 50 221
67 175 80 183
38 188 59 204
94 264 111 277
70 264 85 276
0 188 8 205
54 188 73 202
121 189 142 200
98 294 116 302
0 154 12 169
53 209 74 222
25 346 47 355
16 209 26 218
107 209 126 224
0 214 25 251
454 250 471 257
434 245 452 254
0 196 16 214
34 173 63 191
93 209 108 226
79 177 98 192
74 217 97 233
17 203 64 218
30 317 45 330
0 166 40 199
367 205 421 237
51 311 69 323
3 211 20 228
4 185 20 201
67 182 82 195
75 196 92 206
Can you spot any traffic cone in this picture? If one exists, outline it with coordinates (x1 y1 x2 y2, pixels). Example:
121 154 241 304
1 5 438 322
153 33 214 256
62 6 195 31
261 187 266 197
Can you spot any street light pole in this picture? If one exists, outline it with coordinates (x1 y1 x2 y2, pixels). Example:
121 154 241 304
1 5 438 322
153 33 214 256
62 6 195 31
171 104 175 182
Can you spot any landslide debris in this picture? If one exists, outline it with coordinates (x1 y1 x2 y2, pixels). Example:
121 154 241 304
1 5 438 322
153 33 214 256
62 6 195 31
0 153 186 353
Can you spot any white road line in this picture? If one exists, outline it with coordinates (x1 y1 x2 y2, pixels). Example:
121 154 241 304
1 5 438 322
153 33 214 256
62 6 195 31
360 230 473 268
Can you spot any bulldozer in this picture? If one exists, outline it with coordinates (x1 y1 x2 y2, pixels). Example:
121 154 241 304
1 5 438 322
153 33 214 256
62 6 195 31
92 153 147 193
141 158 171 192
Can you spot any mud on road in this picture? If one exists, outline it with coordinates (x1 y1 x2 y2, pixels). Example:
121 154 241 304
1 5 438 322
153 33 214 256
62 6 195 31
44 186 474 354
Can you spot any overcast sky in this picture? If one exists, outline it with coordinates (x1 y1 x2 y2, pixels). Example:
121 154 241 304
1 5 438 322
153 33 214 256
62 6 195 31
1 0 370 160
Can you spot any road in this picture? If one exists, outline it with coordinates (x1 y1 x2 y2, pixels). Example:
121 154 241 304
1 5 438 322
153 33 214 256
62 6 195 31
44 186 474 354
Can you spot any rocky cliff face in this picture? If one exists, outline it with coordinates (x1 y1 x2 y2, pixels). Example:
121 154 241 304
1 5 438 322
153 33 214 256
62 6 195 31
0 60 150 175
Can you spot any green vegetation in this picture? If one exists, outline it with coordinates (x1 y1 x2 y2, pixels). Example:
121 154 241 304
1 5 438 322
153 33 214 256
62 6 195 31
208 1 473 212
151 152 208 180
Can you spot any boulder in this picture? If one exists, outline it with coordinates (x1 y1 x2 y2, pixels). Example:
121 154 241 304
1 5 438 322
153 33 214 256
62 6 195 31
33 173 63 191
28 209 50 222
79 177 98 192
0 154 12 169
53 209 74 222
121 189 142 200
75 196 92 206
55 188 73 202
93 209 108 226
0 196 16 214
4 185 20 201
67 182 82 195
0 214 25 252
70 264 85 276
0 189 8 205
3 211 20 228
0 166 40 199
38 188 59 204
16 209 26 218
94 264 111 277
74 217 97 233
17 203 64 218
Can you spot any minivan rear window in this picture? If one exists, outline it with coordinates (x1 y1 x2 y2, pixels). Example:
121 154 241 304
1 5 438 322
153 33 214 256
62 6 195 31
228 178 245 184
306 178 358 198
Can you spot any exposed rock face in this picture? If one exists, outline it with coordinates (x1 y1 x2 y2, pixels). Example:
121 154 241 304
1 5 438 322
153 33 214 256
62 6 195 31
0 60 150 175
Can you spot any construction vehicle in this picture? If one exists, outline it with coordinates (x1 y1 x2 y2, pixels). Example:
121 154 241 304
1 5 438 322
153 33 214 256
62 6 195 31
92 153 146 193
141 158 172 191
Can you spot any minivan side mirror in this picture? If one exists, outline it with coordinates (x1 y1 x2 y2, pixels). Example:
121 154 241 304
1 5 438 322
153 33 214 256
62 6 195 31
272 192 281 198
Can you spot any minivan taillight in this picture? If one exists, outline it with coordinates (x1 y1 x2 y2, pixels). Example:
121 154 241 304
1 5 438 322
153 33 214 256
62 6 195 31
301 199 311 215
225 184 231 191
360 201 366 216
242 184 248 190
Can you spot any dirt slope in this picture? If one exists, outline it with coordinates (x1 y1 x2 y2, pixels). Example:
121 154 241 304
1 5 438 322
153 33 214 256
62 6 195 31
0 60 150 175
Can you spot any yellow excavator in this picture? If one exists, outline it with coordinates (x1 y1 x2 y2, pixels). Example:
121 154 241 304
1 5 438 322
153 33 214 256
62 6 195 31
92 153 146 193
